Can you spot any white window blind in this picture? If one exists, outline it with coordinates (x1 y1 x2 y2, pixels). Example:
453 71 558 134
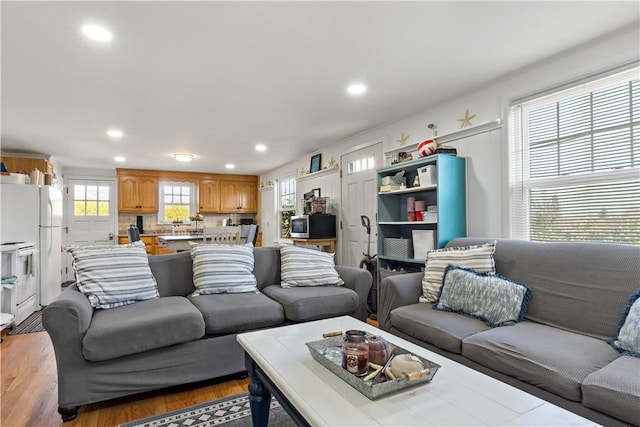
510 67 640 244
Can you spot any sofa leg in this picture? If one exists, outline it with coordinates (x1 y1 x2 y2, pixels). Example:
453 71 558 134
58 406 80 422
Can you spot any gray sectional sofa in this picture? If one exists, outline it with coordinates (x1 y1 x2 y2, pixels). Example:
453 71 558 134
379 238 640 426
43 246 372 422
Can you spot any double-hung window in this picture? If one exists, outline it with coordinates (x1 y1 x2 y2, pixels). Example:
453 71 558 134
158 182 196 223
278 175 296 239
510 67 639 244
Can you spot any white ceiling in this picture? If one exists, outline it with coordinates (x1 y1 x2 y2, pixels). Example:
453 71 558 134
2 1 638 175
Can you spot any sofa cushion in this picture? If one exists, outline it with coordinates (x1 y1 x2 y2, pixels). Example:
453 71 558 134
191 244 258 295
462 321 620 401
434 265 532 327
280 245 344 288
389 303 490 354
420 241 496 303
189 292 285 334
262 285 358 322
607 288 640 357
582 355 640 426
82 296 204 361
68 242 159 309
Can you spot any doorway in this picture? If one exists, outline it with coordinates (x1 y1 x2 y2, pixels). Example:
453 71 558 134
340 142 382 268
64 179 116 282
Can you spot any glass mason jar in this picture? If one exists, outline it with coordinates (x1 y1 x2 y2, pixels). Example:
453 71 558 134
342 330 369 377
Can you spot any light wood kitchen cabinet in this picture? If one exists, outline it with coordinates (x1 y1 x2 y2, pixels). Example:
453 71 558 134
198 179 221 213
117 236 155 255
118 175 158 212
0 156 54 176
220 180 257 213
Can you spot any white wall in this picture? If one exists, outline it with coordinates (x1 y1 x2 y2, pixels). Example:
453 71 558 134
260 24 639 242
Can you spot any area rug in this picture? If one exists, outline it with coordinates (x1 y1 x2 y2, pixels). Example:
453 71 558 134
119 392 295 427
8 310 44 335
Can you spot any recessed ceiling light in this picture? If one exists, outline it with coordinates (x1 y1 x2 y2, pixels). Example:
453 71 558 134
255 144 267 152
347 83 367 95
114 156 125 162
82 25 112 42
107 129 123 139
173 153 194 162
225 163 235 169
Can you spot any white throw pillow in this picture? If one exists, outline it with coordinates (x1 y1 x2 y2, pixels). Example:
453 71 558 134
419 241 497 303
68 241 159 309
191 244 258 295
280 245 344 288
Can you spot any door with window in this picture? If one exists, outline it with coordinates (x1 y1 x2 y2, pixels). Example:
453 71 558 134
65 179 116 281
340 143 382 267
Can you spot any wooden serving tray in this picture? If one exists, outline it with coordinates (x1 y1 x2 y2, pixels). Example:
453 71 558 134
306 336 440 400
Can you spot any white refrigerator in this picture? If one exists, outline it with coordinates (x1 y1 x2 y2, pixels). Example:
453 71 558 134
39 186 63 306
0 184 62 306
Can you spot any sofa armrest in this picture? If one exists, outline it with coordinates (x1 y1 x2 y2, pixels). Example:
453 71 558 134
336 265 372 321
378 272 423 331
42 284 93 359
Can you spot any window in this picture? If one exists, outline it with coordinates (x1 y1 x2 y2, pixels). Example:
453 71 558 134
347 156 375 175
73 184 110 216
278 176 296 239
510 68 639 244
158 182 196 223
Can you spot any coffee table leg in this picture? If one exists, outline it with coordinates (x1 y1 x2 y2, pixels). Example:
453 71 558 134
245 353 271 427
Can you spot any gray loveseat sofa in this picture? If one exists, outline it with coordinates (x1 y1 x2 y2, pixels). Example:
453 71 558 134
43 245 372 422
379 238 639 427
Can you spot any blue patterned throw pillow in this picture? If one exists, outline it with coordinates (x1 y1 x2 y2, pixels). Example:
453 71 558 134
607 289 640 357
434 265 532 327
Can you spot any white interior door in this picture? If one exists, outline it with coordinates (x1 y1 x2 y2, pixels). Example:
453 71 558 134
64 179 116 281
340 142 382 267
260 187 275 247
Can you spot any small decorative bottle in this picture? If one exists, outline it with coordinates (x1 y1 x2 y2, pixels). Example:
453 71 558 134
342 330 369 377
413 176 420 187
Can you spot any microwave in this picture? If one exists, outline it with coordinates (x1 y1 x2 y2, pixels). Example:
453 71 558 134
290 214 336 239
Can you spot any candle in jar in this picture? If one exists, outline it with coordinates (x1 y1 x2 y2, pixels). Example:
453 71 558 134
342 330 369 377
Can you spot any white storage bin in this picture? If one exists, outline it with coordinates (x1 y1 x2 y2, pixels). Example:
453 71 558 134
418 165 437 187
412 230 436 260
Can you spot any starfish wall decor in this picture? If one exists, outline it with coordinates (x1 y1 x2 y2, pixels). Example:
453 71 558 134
397 132 410 146
457 109 476 129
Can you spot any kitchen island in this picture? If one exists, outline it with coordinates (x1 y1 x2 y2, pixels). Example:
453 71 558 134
156 234 205 251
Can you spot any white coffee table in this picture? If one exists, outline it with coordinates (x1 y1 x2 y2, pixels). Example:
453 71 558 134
237 316 597 426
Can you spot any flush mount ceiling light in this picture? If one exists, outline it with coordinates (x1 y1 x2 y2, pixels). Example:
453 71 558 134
82 25 112 42
173 153 194 162
107 129 123 139
225 163 235 169
347 83 367 95
114 156 125 162
255 144 267 152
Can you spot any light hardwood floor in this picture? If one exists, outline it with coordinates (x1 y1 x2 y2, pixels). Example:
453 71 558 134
1 317 379 426
1 330 249 427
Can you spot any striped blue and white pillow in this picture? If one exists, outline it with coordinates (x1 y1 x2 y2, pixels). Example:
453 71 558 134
419 241 496 303
434 265 532 327
191 244 258 295
68 241 159 309
280 245 344 288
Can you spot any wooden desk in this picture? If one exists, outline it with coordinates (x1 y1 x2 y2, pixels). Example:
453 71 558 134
291 238 336 253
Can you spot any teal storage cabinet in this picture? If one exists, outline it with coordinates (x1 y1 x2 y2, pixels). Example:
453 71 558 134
376 154 466 272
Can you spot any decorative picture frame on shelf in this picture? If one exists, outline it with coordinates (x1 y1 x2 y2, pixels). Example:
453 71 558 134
310 154 322 173
312 188 321 198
